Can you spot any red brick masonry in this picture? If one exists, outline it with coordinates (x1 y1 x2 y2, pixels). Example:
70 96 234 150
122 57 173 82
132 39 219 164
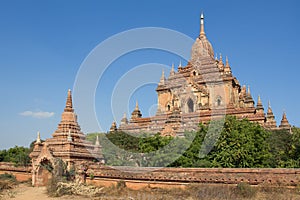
0 162 31 182
0 162 299 188
86 166 300 188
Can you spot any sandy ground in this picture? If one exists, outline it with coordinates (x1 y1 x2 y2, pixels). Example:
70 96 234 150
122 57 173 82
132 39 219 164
0 184 94 200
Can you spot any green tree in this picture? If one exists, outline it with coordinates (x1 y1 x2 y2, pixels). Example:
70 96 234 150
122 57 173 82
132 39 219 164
1 146 31 167
267 127 300 168
139 134 183 167
106 131 140 152
170 127 211 168
87 132 142 166
172 116 271 168
207 116 271 168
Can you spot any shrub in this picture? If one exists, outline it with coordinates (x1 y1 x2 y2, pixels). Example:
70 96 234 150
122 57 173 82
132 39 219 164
0 173 16 182
0 173 18 193
236 182 257 198
89 173 94 180
47 177 60 197
116 180 126 189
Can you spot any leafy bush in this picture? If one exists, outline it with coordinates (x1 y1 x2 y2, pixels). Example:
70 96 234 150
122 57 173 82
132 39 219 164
0 173 16 182
86 117 300 169
236 182 257 198
116 180 126 189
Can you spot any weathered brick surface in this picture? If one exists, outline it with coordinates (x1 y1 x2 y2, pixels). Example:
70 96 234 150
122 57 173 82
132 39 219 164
1 162 299 189
87 166 300 188
119 15 291 135
0 162 31 182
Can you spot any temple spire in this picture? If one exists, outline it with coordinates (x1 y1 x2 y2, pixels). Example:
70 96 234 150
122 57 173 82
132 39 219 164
247 86 251 96
121 112 128 125
268 101 272 112
256 95 264 112
160 69 166 84
282 111 287 120
135 100 139 111
95 135 100 146
219 54 223 64
218 53 224 69
170 63 175 76
36 131 41 144
223 56 232 74
200 12 206 38
64 89 73 112
279 111 291 131
225 56 230 68
265 101 277 129
131 101 142 119
109 121 118 133
258 95 262 105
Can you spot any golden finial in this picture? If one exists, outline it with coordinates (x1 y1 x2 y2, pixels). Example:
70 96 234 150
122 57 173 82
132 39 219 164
95 135 100 146
226 56 230 67
200 12 206 38
258 95 262 104
36 131 41 144
135 100 139 110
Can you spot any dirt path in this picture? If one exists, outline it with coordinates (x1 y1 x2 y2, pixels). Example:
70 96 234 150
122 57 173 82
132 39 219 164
1 184 93 200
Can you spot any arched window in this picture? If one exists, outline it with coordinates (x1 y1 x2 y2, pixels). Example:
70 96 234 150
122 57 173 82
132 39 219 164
217 98 221 106
167 104 171 111
193 71 196 76
216 96 222 107
187 98 194 113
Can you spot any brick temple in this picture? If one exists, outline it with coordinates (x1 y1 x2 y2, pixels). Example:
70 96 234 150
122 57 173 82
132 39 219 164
30 90 104 186
118 14 291 136
27 13 293 187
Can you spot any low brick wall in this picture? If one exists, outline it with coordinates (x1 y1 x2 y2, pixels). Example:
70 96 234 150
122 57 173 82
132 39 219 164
0 162 32 182
87 177 188 190
87 166 300 189
1 162 299 189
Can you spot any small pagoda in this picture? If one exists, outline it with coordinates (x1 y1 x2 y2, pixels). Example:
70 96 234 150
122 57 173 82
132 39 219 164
30 89 104 186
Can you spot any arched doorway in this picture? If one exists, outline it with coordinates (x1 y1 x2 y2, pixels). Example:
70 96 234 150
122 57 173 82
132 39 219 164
216 96 222 107
36 158 53 186
167 104 171 111
217 98 221 106
187 98 194 113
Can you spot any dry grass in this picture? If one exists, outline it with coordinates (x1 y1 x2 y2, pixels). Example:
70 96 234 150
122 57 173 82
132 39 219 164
0 173 18 199
46 176 300 200
47 177 104 198
93 182 300 200
0 173 17 191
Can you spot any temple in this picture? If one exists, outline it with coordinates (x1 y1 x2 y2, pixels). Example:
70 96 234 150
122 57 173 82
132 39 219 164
118 14 291 136
30 89 104 186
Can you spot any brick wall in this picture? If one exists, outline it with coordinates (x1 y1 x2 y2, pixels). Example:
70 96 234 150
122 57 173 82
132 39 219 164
1 162 299 189
0 162 31 182
87 166 300 189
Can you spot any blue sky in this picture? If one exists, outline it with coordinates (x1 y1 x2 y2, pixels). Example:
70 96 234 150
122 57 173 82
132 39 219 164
0 0 299 149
